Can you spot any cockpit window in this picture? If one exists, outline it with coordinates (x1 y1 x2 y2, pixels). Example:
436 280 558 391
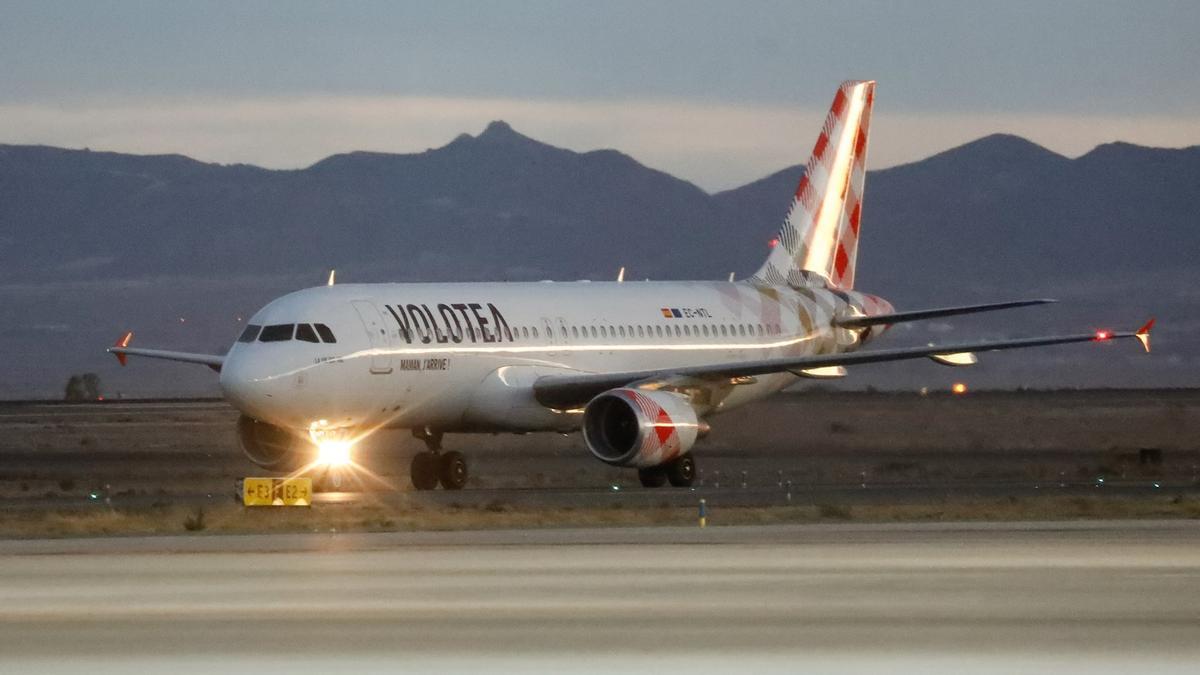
237 324 261 343
314 323 336 343
295 323 320 343
259 324 295 342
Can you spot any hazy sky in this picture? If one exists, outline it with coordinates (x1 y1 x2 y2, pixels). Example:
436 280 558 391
2 0 1198 189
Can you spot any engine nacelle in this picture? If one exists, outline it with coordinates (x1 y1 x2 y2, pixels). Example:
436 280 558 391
583 388 703 468
236 415 313 471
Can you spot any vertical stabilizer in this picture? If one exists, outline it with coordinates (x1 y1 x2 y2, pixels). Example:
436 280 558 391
753 80 875 289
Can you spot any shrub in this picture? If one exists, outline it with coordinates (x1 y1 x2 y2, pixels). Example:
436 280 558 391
183 508 206 532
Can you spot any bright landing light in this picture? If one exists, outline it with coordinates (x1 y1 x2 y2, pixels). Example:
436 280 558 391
316 440 353 467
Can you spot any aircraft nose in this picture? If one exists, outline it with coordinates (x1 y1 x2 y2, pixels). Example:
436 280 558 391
219 351 278 420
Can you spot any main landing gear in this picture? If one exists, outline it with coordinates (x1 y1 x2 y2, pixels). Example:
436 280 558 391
410 429 468 491
637 455 696 488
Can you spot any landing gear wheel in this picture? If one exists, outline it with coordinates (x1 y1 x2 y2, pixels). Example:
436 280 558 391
410 452 439 490
439 451 469 490
638 466 667 488
666 455 696 487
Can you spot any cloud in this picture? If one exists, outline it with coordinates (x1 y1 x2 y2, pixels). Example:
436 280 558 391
1 95 1197 191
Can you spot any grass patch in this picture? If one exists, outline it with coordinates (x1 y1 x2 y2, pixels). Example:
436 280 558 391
817 504 853 520
0 494 1199 539
182 507 206 532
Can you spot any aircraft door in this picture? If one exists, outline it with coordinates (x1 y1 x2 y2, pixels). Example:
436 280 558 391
351 300 393 374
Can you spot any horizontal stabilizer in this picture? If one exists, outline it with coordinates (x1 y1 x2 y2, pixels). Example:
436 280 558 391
794 365 847 379
929 352 978 367
834 299 1056 329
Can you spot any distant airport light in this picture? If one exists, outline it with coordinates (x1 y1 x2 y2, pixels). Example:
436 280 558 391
951 382 968 395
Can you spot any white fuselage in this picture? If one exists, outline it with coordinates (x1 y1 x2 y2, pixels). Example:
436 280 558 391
219 281 892 435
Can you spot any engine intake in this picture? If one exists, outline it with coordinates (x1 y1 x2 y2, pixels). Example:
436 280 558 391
583 388 702 468
236 415 313 471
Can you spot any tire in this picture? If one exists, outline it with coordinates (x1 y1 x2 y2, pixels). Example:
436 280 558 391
638 466 667 488
410 452 439 490
666 455 696 487
439 451 469 490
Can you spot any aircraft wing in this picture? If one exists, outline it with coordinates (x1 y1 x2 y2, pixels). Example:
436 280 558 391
532 320 1154 410
833 298 1056 329
107 332 225 372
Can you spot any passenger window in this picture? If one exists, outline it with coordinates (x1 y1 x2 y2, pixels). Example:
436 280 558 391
521 326 529 339
314 323 337 343
655 325 663 337
721 325 728 337
295 324 320 343
238 324 261 343
674 326 681 337
637 326 644 338
532 327 539 339
618 326 626 338
259 324 295 342
590 326 598 338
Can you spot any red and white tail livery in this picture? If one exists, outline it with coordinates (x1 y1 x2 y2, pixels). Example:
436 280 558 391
755 80 874 289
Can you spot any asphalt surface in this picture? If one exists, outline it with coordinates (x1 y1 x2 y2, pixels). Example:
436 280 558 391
1 520 1199 673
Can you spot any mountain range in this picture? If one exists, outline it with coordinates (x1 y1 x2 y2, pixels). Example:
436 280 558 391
1 122 1196 397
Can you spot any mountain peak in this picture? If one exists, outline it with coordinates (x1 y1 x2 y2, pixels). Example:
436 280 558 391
949 134 1065 161
478 120 524 142
894 133 1068 174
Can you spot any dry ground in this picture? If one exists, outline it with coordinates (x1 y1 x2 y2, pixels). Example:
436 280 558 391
1 389 1198 536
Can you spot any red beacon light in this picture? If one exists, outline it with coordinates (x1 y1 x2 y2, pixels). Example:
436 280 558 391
768 237 780 249
1094 329 1112 341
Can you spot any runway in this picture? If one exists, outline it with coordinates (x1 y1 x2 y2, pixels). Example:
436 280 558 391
2 520 1199 673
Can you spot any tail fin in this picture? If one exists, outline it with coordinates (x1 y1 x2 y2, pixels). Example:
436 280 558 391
753 80 875 289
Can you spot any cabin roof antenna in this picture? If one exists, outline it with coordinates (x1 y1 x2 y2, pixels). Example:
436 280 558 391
617 267 625 283
327 269 336 286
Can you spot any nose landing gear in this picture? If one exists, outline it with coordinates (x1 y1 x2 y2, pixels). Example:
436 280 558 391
410 429 469 491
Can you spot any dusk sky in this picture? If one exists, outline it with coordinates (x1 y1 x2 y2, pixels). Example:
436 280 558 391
3 0 1198 189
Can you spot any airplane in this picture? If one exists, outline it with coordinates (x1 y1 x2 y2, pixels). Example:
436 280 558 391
108 80 1153 490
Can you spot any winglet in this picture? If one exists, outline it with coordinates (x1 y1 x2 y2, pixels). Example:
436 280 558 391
111 331 133 366
1135 318 1154 353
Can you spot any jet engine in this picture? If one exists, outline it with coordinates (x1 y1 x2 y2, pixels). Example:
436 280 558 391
236 415 313 471
582 388 704 468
